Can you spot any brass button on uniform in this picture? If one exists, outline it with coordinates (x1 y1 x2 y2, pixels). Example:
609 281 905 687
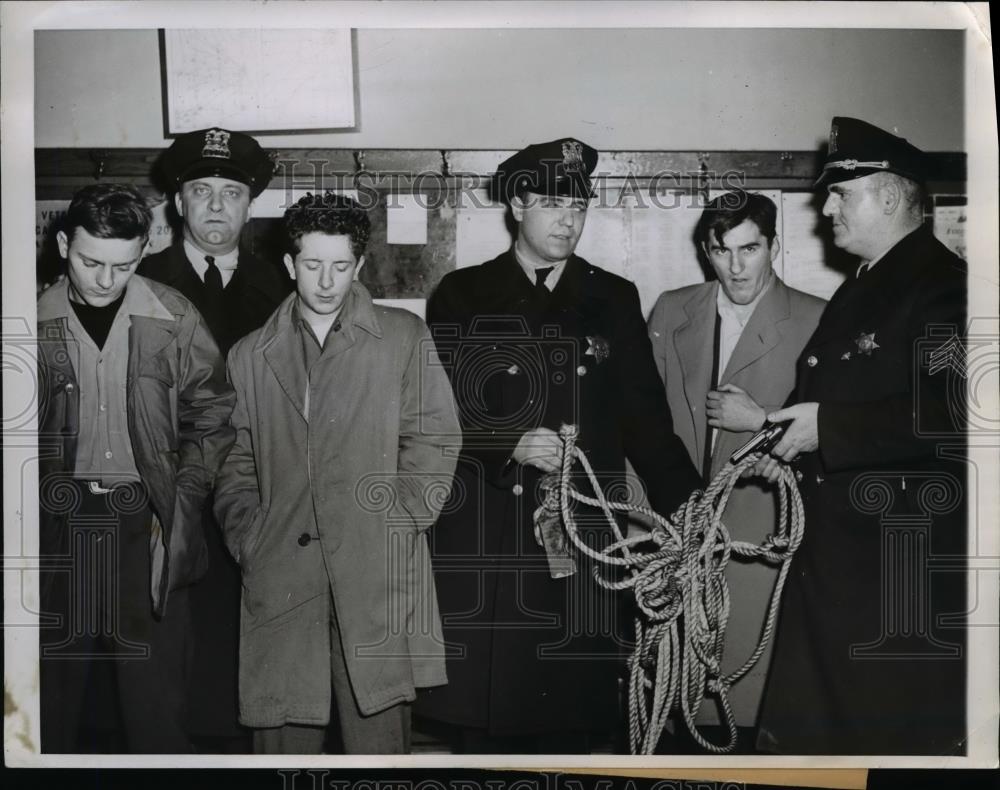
576 365 587 376
512 484 524 497
806 355 818 367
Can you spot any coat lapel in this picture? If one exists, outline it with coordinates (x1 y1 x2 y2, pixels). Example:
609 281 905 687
719 278 790 384
673 283 717 466
547 256 587 317
306 283 379 365
257 298 308 420
491 250 538 314
126 317 179 392
158 243 201 291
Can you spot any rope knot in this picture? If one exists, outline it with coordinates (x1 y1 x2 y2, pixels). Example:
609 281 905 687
544 423 804 755
559 423 579 442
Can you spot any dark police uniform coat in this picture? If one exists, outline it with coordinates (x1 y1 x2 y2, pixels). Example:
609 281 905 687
416 250 701 735
138 241 292 738
138 242 292 357
757 226 967 755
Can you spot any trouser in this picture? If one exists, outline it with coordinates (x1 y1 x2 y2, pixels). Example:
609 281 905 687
39 480 194 754
253 595 412 754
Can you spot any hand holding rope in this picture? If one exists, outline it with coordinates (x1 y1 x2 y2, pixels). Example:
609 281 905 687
547 423 805 754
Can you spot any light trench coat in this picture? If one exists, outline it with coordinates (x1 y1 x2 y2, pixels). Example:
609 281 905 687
215 283 460 726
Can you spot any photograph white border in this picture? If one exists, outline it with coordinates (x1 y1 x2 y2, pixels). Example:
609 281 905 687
3 0 997 771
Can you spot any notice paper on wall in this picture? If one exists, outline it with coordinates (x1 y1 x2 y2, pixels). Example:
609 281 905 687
163 29 355 133
933 201 967 259
35 201 68 253
36 199 172 254
455 200 510 268
386 193 428 245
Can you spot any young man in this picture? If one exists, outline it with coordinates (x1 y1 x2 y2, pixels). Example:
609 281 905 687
646 190 826 751
416 138 701 753
214 192 460 754
138 127 292 748
36 183 235 753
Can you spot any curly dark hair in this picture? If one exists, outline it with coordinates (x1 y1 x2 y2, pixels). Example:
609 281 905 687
64 183 152 242
695 189 778 249
283 191 371 259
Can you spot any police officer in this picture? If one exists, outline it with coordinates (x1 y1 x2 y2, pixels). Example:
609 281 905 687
140 127 291 354
416 138 701 753
138 127 292 750
755 118 967 754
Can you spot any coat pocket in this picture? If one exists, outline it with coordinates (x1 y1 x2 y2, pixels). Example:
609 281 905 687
136 352 176 387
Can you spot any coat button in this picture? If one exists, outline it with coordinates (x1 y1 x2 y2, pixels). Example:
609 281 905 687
512 484 524 496
806 355 818 367
297 533 312 546
795 470 804 483
576 365 587 376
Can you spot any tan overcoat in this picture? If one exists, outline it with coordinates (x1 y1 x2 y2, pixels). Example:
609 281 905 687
215 283 460 726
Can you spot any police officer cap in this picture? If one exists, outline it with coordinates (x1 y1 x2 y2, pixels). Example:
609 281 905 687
493 137 598 204
816 117 926 188
160 128 274 197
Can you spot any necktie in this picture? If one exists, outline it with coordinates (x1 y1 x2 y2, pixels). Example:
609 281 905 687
203 255 225 321
534 266 554 294
204 255 224 295
704 311 722 481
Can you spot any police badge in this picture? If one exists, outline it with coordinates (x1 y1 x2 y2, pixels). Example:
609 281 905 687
202 128 232 159
855 331 880 356
562 139 585 173
585 335 610 364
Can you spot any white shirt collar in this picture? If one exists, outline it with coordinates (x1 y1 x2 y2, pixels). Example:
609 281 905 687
856 247 890 278
183 239 240 286
513 246 566 292
716 272 774 327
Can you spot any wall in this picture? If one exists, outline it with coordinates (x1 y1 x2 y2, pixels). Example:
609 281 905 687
34 28 964 151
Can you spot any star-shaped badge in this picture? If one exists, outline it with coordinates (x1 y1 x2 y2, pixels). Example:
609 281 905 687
855 331 880 356
585 335 610 364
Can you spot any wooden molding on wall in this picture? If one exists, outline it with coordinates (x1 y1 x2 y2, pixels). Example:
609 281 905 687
34 148 967 198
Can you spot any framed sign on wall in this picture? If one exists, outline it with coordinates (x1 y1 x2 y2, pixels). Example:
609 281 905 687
161 28 356 134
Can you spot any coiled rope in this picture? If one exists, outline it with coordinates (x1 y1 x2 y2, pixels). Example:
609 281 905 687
545 423 805 755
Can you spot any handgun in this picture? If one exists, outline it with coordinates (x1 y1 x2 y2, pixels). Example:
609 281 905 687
729 422 787 465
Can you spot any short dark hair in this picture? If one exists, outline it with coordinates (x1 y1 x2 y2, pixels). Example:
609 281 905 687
695 190 778 249
283 191 371 259
64 183 152 242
